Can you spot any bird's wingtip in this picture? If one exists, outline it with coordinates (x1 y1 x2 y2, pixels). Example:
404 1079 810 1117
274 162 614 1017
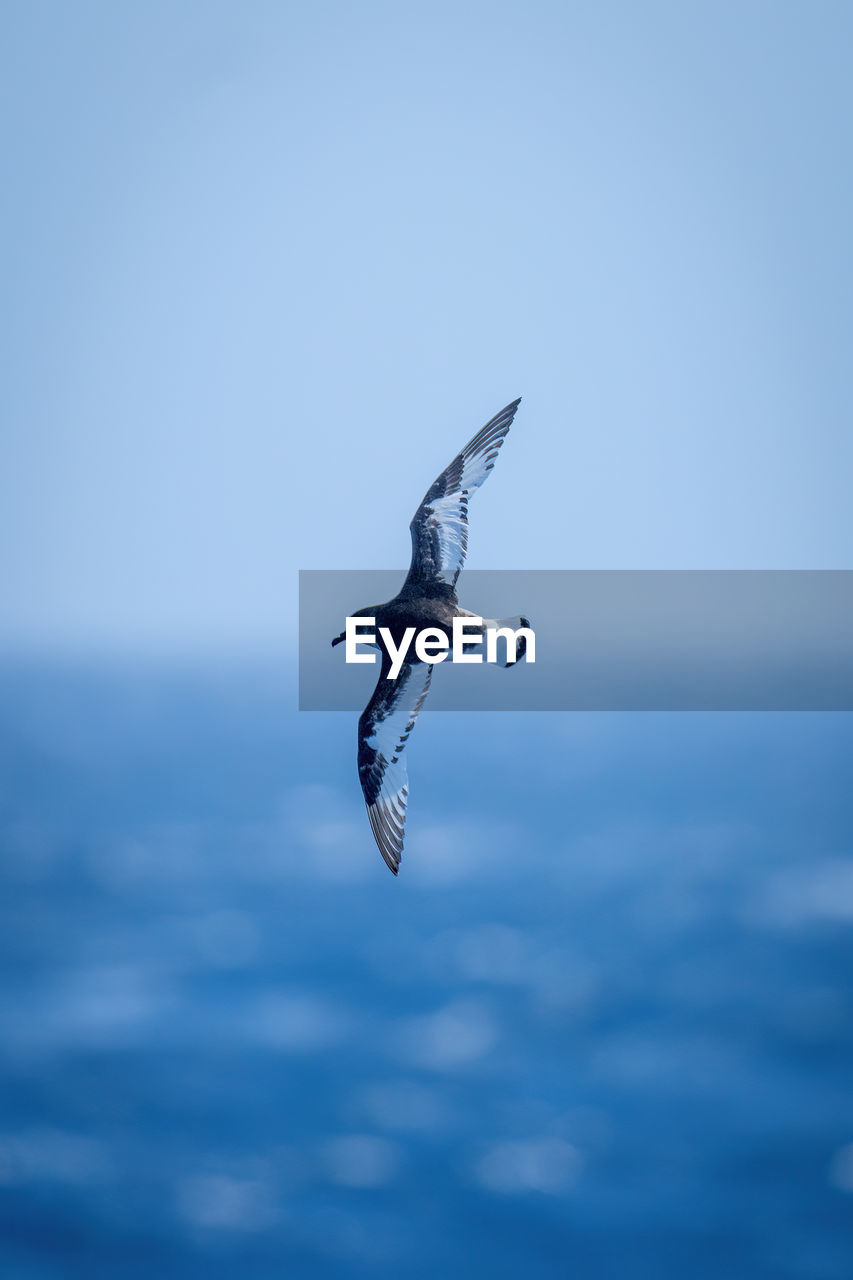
381 850 400 876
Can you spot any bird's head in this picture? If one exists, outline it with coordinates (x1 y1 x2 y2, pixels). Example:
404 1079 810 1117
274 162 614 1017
331 605 375 648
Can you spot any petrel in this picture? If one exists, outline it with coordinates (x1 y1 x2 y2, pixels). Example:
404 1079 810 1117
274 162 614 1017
331 399 530 874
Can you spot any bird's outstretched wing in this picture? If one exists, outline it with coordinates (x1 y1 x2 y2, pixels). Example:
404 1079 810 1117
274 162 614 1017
358 657 434 874
404 398 521 590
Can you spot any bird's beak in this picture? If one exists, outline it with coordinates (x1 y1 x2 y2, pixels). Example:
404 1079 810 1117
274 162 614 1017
331 632 345 647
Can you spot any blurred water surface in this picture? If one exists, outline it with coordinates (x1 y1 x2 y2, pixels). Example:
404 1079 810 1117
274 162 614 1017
1 660 852 1278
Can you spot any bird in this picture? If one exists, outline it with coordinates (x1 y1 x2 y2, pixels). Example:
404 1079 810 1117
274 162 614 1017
331 399 530 874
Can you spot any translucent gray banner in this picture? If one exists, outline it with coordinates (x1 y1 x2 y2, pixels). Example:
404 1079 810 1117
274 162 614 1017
299 570 853 710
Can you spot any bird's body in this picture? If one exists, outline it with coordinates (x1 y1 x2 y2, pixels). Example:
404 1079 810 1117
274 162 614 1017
350 584 459 649
332 398 529 874
344 589 491 654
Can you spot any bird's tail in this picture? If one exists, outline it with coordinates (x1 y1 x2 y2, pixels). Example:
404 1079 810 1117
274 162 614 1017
482 615 533 667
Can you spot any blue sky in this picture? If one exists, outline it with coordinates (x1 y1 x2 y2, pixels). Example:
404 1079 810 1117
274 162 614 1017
2 1 852 654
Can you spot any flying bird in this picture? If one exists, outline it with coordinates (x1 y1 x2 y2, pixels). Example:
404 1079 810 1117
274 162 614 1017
332 399 530 874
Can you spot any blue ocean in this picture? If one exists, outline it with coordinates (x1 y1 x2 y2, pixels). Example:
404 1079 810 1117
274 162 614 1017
1 661 851 1277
